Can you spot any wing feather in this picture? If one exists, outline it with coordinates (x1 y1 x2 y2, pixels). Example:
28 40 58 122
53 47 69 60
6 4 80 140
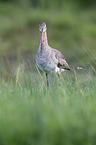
52 48 70 70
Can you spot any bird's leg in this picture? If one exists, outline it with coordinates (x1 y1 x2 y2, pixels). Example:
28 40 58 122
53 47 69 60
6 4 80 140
57 73 60 79
45 73 50 87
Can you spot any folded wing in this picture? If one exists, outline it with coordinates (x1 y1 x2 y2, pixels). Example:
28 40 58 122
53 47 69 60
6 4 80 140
52 48 71 70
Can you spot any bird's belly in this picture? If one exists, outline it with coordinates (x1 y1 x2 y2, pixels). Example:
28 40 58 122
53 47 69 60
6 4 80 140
36 57 56 73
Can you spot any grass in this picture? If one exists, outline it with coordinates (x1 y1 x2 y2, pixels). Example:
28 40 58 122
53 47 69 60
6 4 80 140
0 68 96 145
0 2 96 144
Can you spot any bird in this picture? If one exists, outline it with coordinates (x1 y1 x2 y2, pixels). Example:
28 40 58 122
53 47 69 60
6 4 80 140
36 22 71 87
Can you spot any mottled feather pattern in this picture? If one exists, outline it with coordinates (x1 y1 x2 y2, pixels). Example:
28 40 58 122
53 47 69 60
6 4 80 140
36 22 70 77
51 48 70 69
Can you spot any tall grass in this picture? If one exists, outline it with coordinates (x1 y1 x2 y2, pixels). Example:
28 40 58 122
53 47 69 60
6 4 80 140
0 2 96 144
0 64 96 145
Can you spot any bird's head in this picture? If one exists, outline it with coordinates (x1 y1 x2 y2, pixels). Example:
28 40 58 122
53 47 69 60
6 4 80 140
39 22 47 32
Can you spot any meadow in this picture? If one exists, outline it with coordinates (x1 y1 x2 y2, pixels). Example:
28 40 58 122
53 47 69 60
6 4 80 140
0 1 96 145
0 70 96 145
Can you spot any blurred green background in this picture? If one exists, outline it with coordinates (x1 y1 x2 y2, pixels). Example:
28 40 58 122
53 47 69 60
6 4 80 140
0 1 96 145
0 0 96 79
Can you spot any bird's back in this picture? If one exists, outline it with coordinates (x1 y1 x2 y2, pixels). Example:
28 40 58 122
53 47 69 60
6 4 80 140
51 48 70 70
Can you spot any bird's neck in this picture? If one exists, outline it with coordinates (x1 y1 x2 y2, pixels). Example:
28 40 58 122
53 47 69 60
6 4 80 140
40 31 48 48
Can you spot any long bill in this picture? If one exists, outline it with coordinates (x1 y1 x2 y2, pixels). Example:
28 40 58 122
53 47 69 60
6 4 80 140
41 29 44 42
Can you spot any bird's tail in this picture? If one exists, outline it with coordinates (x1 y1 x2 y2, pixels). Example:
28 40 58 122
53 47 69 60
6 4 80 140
63 67 71 70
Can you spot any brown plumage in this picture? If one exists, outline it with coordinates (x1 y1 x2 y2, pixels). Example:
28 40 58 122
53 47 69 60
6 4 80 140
36 22 70 86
